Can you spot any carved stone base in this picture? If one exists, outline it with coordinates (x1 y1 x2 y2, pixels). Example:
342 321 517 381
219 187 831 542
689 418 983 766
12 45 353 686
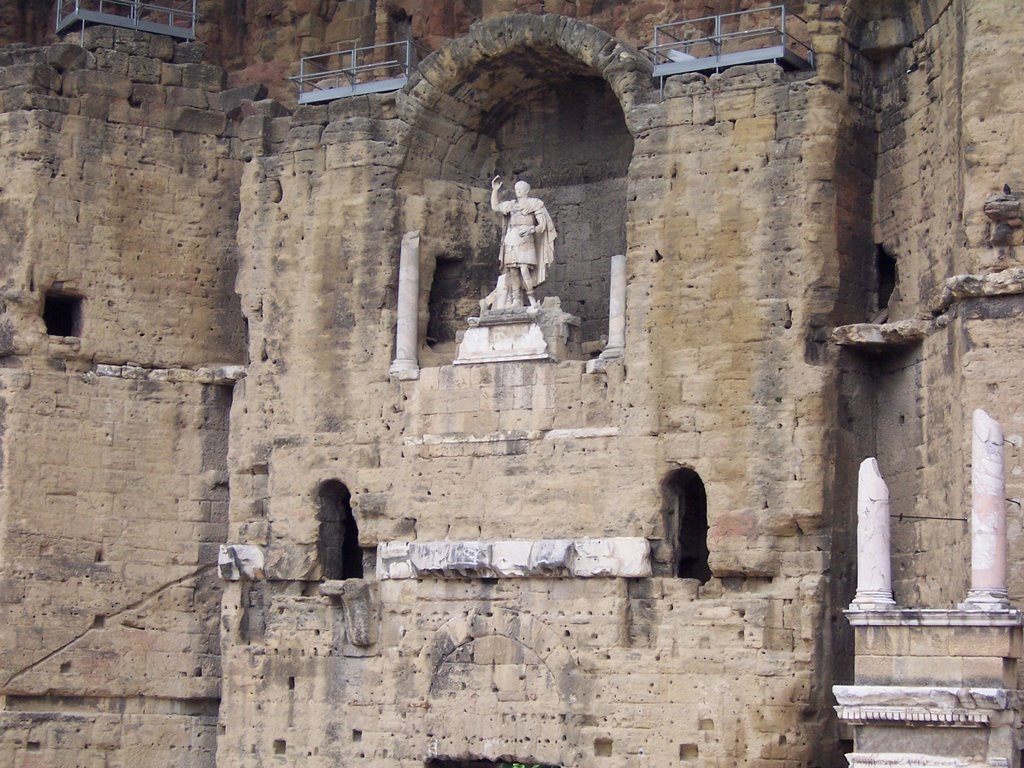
454 304 581 364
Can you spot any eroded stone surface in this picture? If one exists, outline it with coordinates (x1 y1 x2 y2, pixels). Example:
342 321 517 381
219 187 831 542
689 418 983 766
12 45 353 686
4 3 1024 768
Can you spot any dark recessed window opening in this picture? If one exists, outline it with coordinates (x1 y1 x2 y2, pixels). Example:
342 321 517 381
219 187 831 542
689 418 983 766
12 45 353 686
318 480 363 580
663 468 711 584
43 292 83 337
874 244 897 314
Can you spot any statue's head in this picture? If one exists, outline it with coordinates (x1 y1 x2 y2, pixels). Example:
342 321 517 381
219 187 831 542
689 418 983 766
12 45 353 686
514 180 531 198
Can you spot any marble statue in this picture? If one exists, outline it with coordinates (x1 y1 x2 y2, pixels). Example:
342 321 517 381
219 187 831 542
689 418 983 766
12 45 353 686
490 175 557 308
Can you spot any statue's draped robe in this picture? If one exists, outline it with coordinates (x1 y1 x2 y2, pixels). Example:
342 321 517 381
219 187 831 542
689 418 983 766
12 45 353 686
497 197 557 286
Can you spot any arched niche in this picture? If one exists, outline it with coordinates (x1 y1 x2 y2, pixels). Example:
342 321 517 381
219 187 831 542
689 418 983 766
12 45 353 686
395 15 649 360
660 467 711 584
841 0 948 59
316 480 363 580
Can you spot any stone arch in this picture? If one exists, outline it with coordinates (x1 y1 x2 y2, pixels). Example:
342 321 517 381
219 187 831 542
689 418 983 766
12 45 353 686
840 0 952 58
395 15 650 357
418 606 586 765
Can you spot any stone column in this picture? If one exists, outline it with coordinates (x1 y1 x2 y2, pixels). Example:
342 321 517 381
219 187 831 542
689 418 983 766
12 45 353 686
850 457 896 610
389 230 420 379
600 253 626 360
963 408 1009 609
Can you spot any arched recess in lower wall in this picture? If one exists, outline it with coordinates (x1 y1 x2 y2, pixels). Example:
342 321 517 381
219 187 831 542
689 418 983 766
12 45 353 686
417 606 586 766
393 15 650 362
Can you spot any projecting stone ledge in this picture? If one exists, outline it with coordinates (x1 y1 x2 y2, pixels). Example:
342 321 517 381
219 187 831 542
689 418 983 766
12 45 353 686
377 537 651 580
931 267 1024 314
832 320 930 350
834 685 1020 727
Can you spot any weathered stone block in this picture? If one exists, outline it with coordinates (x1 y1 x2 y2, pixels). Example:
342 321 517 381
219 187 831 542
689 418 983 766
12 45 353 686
45 44 88 72
167 106 227 135
148 35 175 62
128 55 161 84
180 63 225 92
165 86 207 109
62 70 132 99
112 28 152 56
130 83 165 105
81 25 114 50
206 83 267 114
0 64 60 92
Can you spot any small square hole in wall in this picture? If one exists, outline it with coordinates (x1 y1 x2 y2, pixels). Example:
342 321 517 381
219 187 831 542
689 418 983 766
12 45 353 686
59 661 71 673
27 741 41 752
594 737 613 756
679 743 698 759
43 291 82 337
351 729 362 743
273 739 286 755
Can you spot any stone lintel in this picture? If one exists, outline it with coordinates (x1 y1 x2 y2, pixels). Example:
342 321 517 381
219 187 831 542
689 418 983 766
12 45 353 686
833 685 1019 727
94 361 246 384
403 427 620 446
831 320 929 350
377 537 651 580
846 754 979 767
845 607 1024 628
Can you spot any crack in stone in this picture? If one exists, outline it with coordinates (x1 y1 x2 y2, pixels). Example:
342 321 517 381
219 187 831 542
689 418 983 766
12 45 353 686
3 563 218 688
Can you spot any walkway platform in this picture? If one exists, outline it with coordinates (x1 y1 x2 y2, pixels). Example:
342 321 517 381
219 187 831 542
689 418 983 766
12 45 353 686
292 40 414 105
647 5 813 91
56 0 196 40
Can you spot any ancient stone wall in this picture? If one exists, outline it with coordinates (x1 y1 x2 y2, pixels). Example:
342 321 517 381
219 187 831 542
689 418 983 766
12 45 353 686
3 1 1024 767
218 12 853 766
0 28 243 768
831 0 1024 614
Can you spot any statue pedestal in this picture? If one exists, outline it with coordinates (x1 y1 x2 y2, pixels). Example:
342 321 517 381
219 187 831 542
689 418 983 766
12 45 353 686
454 305 580 365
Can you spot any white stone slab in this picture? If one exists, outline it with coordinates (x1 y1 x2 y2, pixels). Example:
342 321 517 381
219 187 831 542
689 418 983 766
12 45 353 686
376 537 651 580
218 544 265 581
454 320 550 364
572 538 652 578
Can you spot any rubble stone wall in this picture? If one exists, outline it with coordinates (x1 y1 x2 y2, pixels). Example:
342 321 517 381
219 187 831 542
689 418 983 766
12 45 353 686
2 1 1024 767
0 28 243 768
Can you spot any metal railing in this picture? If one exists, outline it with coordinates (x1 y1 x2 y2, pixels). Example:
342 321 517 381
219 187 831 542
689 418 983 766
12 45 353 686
291 39 414 105
648 5 813 86
56 0 197 40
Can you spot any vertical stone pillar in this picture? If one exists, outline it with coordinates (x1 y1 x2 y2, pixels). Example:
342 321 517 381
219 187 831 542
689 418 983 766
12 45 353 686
389 230 420 379
600 253 626 360
850 457 896 609
963 408 1009 609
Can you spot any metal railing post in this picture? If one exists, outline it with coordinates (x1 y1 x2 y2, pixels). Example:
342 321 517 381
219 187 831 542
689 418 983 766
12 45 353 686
780 4 786 49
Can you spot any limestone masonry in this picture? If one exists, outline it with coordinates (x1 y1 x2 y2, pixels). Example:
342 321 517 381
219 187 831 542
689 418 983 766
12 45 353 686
2 1 1024 766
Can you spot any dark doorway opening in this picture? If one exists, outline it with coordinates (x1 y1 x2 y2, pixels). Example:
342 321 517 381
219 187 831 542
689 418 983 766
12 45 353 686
317 480 362 580
663 468 711 583
874 243 897 316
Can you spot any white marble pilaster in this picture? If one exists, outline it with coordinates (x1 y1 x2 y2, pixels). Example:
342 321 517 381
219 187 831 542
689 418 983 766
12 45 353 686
389 230 420 379
851 457 896 609
963 408 1009 609
600 253 626 359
